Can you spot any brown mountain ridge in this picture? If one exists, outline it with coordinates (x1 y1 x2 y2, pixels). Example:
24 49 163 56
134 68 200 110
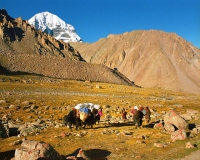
70 30 200 94
0 9 134 86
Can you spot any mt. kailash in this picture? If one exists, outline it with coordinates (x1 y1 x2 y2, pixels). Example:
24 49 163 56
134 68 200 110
28 11 82 42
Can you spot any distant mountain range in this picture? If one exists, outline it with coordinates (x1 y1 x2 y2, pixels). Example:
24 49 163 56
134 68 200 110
28 11 82 42
0 9 134 86
1 9 200 94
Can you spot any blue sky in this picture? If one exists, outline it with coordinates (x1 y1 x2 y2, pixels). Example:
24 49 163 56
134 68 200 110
1 0 200 48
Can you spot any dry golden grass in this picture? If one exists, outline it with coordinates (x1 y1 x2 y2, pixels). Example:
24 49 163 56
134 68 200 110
0 73 200 160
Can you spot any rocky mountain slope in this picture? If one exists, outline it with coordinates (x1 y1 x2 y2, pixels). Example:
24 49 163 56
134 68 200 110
70 30 200 94
0 9 134 86
28 11 82 42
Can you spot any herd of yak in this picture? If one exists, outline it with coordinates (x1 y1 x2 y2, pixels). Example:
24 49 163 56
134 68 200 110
63 103 102 131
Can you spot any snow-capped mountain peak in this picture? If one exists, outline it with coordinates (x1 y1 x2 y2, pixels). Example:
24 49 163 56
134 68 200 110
28 11 82 42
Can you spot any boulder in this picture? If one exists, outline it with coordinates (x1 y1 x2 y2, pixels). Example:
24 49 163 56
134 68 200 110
154 143 168 148
164 122 175 132
185 142 195 148
11 140 62 160
164 110 188 130
153 122 164 130
171 129 187 142
76 148 90 160
21 101 30 106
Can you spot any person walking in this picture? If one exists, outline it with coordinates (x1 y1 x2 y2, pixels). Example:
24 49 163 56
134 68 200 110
121 108 127 121
130 106 140 129
138 105 145 128
145 107 151 123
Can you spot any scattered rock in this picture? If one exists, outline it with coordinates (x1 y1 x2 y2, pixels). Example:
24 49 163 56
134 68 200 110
9 140 23 146
122 130 132 135
0 100 6 104
191 128 199 134
60 132 71 138
9 104 16 109
136 140 145 144
19 125 41 137
21 101 30 106
30 105 38 109
76 148 90 160
154 143 168 148
96 85 102 89
185 142 196 149
186 109 199 114
154 122 164 130
172 104 183 108
44 106 50 110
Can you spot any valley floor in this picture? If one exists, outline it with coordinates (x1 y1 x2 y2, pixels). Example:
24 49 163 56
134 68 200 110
0 74 200 160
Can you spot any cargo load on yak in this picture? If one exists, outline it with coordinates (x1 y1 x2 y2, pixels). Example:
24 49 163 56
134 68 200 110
74 103 92 110
74 103 100 111
74 103 101 122
79 107 90 122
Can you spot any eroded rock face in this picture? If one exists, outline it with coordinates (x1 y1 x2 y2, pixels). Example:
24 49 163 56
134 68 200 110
71 30 200 94
164 110 188 130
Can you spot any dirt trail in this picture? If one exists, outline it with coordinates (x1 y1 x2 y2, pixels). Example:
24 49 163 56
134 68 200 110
178 149 200 160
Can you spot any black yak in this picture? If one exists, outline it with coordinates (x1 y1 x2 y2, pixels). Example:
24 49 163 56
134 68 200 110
63 109 82 131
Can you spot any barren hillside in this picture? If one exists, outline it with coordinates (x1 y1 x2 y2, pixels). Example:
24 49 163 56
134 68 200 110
71 30 200 94
0 9 134 86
